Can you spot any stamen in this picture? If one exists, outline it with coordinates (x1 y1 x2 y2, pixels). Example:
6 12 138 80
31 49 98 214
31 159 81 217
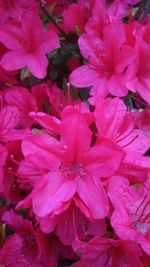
59 162 85 180
67 82 72 105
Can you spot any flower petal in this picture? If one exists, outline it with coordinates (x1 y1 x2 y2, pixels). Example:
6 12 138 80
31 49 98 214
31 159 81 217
70 65 100 88
32 172 77 217
77 174 109 219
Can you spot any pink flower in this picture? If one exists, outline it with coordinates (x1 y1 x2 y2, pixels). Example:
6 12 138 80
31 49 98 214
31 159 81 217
19 107 124 220
0 0 38 24
2 210 67 266
39 201 106 245
108 175 150 255
0 67 18 87
0 11 59 78
37 230 77 267
70 24 134 97
2 209 40 264
71 236 144 267
126 39 150 104
4 86 37 128
0 105 30 142
46 82 68 117
28 90 93 137
84 0 127 40
29 111 60 136
2 141 29 203
0 234 41 266
62 3 91 34
94 97 150 160
133 109 150 134
31 83 48 112
93 96 150 182
107 0 128 20
29 100 92 137
17 159 43 188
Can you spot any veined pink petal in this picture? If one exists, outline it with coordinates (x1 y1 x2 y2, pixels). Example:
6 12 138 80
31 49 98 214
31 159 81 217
107 74 128 97
61 107 92 162
78 33 104 60
77 174 109 219
39 214 56 233
21 11 43 33
0 50 27 70
0 23 22 50
70 65 100 87
32 172 77 217
103 23 125 51
0 106 19 131
4 86 37 128
17 160 41 185
137 79 150 105
38 30 59 54
94 97 128 138
108 176 150 255
29 112 60 135
85 137 125 177
26 54 48 79
90 78 108 97
1 129 31 142
22 134 64 171
122 129 150 160
111 208 136 240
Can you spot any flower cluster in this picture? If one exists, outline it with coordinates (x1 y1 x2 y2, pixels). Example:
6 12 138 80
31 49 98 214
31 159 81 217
0 0 150 266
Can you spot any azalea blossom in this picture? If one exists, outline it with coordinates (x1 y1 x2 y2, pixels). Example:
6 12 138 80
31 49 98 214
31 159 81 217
4 86 37 128
0 234 41 267
70 23 134 97
62 3 91 34
126 39 150 104
0 1 149 266
0 11 59 78
93 96 150 182
133 108 150 134
108 176 150 255
0 0 38 23
18 107 124 220
38 200 106 245
71 236 144 267
0 105 30 142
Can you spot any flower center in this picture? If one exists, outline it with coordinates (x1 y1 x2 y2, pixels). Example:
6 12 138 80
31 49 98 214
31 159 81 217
59 162 85 181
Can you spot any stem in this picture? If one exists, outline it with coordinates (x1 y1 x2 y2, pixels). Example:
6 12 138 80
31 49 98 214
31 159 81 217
38 0 67 37
130 94 150 109
38 0 79 56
